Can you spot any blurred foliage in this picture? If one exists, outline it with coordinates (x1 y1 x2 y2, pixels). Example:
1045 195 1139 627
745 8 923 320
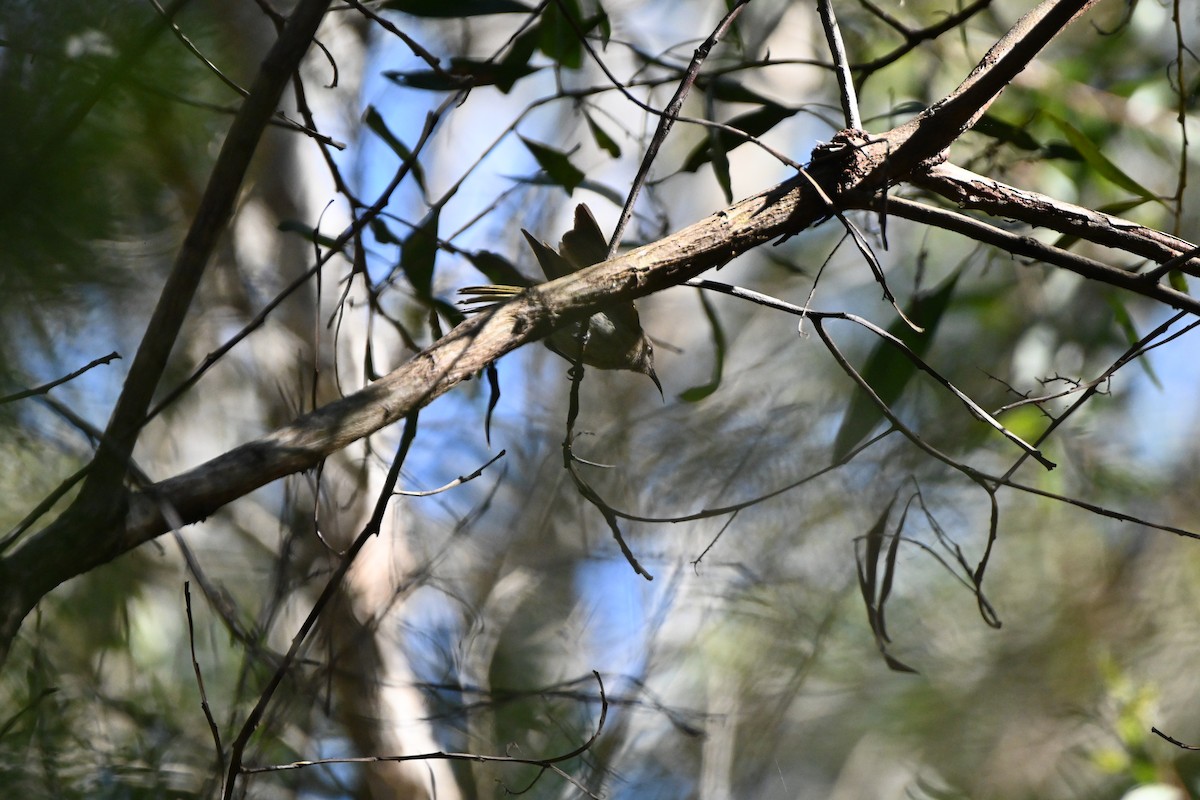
3 0 1200 799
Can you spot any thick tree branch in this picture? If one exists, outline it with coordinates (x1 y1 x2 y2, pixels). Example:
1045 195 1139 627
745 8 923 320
911 162 1200 275
0 0 1123 665
875 196 1200 315
74 0 335 517
883 0 1101 176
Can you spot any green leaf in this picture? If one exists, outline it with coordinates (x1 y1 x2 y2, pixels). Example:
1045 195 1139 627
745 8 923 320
519 136 586 195
401 209 440 300
1106 294 1160 389
467 250 535 287
595 4 612 47
495 23 543 92
434 297 465 328
693 76 776 106
679 290 726 402
832 272 960 461
584 112 621 157
680 104 795 173
1045 114 1166 206
369 217 402 246
708 121 734 203
382 0 532 16
1041 141 1085 162
855 492 916 673
510 174 624 205
364 106 427 191
277 220 343 251
970 113 1041 151
384 58 541 93
539 0 584 69
383 69 470 92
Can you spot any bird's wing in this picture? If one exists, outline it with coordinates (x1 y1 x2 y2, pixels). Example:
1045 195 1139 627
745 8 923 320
559 204 609 270
521 228 576 281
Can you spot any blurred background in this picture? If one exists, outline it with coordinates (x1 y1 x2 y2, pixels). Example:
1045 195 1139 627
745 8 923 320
2 0 1200 797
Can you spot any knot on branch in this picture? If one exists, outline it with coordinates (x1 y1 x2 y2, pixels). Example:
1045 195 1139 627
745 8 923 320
811 129 893 196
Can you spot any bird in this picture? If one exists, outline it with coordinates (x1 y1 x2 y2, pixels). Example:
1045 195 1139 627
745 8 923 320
459 204 661 393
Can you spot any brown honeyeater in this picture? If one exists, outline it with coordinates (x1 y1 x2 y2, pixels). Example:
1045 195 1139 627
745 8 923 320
459 204 661 393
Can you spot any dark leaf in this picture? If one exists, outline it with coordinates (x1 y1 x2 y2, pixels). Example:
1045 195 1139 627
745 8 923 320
401 209 440 300
585 112 621 157
385 58 541 93
383 68 471 92
1041 140 1085 161
693 76 776 106
595 4 612 47
1107 294 1160 388
860 494 896 631
832 272 960 461
494 23 543 92
369 217 402 246
519 136 586 195
539 0 584 69
970 113 1041 151
467 250 535 287
856 493 918 673
709 123 734 203
382 0 533 16
680 104 795 173
678 290 726 402
1046 114 1166 206
509 174 624 205
883 653 920 674
876 496 909 644
364 106 428 190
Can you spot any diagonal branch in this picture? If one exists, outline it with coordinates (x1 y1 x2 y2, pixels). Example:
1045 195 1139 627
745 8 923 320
73 0 335 519
881 0 1102 177
873 196 1200 316
910 162 1200 275
0 0 1115 667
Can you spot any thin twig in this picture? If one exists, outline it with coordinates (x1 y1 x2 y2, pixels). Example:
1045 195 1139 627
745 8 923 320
242 671 610 799
878 195 1200 316
0 352 120 406
343 0 444 72
606 0 751 256
146 102 445 422
818 0 862 129
221 413 419 799
394 451 506 496
184 582 224 773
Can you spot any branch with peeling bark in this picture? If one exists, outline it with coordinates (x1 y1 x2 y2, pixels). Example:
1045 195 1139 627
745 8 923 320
1 0 1181 665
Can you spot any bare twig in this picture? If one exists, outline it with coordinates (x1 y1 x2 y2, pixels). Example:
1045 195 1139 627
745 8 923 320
394 451 506 497
818 0 862 129
221 413 419 799
607 0 751 256
184 582 224 773
1152 727 1200 750
877 196 1200 316
243 671 610 797
0 352 120 406
910 163 1200 276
